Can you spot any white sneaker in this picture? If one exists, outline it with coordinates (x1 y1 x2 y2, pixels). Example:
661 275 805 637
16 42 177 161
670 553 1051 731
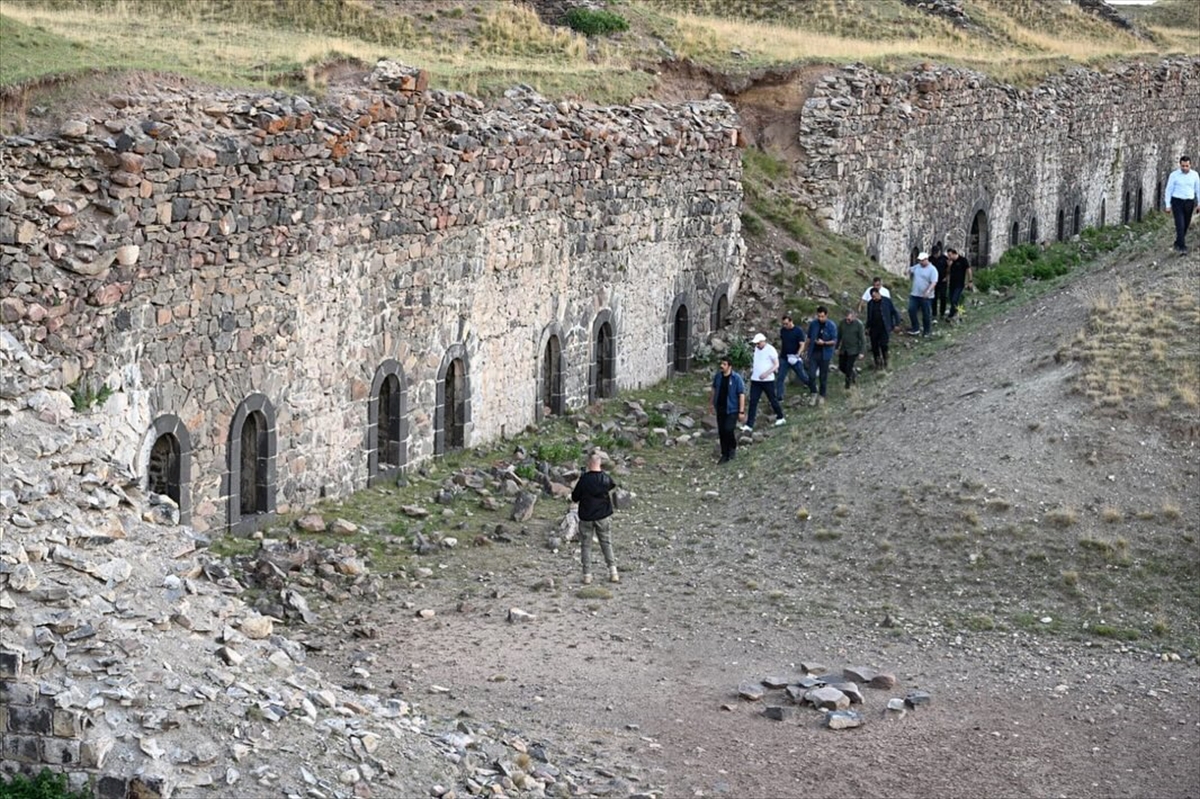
582 573 593 585
740 424 753 432
774 418 786 427
609 567 620 584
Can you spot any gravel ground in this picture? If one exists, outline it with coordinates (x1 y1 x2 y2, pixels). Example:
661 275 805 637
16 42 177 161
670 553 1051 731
301 231 1200 798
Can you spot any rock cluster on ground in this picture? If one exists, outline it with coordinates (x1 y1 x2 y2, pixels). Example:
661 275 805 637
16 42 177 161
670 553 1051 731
735 663 928 730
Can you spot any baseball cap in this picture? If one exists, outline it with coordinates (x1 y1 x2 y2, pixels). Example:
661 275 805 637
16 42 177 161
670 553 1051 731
918 251 929 260
751 333 767 344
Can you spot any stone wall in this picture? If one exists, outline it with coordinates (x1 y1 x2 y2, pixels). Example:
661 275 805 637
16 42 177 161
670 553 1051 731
0 62 744 533
795 58 1200 271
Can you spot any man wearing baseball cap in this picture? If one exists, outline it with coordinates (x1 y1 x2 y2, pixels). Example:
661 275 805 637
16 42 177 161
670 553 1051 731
743 332 786 432
905 251 938 336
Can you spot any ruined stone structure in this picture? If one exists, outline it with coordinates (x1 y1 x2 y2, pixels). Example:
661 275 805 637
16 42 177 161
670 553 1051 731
0 63 745 534
796 58 1200 270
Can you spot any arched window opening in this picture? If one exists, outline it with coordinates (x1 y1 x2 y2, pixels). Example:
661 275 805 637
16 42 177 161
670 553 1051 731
969 209 990 267
148 433 181 504
1135 186 1144 222
1029 215 1039 245
1010 221 1020 247
672 304 690 375
368 361 407 486
714 294 729 330
1072 205 1081 236
1056 209 1065 242
1100 198 1107 227
542 335 564 417
1123 191 1131 224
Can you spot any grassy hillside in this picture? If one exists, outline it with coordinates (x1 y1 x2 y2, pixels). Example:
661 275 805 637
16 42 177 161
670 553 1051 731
1 0 1196 99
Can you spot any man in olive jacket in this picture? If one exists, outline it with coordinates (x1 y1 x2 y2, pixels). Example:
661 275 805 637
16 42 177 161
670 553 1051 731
836 309 866 391
571 452 619 585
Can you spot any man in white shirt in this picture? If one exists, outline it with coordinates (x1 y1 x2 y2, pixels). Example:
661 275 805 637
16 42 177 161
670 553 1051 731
1165 155 1199 254
743 333 786 431
857 276 892 313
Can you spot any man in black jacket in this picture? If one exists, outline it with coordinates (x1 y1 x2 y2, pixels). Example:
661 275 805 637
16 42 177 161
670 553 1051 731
571 452 619 584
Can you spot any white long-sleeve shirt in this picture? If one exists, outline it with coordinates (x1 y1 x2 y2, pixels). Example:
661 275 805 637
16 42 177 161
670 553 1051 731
1164 167 1200 207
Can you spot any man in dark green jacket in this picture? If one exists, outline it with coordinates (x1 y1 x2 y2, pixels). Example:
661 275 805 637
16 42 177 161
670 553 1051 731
837 309 866 391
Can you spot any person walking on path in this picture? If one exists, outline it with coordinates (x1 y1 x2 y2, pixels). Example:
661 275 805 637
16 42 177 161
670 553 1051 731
775 314 810 404
837 309 866 391
1165 155 1199 254
945 248 973 321
930 243 949 321
744 333 786 430
805 306 838 406
865 287 902 369
710 356 746 464
857 276 892 313
906 252 938 336
571 452 619 584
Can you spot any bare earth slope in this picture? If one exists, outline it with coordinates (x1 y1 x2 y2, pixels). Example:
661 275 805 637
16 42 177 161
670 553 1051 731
302 230 1200 798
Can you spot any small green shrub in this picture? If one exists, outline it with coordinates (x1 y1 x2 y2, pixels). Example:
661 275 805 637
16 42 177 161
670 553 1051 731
783 249 801 265
514 463 538 481
726 337 753 370
564 8 629 36
1 769 93 799
646 410 668 428
535 441 582 464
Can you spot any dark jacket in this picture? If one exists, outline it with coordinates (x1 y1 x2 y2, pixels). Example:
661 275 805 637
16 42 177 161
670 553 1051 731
572 470 616 521
711 369 746 415
866 296 901 336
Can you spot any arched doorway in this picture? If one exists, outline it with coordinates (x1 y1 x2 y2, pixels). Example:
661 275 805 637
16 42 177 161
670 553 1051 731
969 210 989 267
368 360 407 486
1100 198 1106 227
1135 187 1144 222
542 335 564 417
1122 191 1131 224
591 313 616 402
1029 215 1039 245
442 359 466 451
143 414 192 525
1072 205 1081 236
671 302 690 375
148 433 180 503
711 285 730 332
1056 209 1065 242
239 411 267 518
1010 221 1020 247
909 245 920 266
227 393 276 535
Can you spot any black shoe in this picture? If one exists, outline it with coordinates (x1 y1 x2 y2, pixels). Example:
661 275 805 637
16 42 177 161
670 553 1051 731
718 455 729 464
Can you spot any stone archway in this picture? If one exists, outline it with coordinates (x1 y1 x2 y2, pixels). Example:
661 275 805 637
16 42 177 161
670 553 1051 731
668 292 691 376
542 335 564 419
590 310 616 402
969 209 990 267
1056 209 1065 242
1072 204 1082 236
710 282 730 332
142 414 192 525
1135 186 1144 222
226 393 276 535
1029 215 1039 245
1100 197 1107 227
1010 220 1020 247
368 360 408 486
436 345 470 454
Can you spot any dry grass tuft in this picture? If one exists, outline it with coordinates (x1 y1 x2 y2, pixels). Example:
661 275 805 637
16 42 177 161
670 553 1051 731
1045 507 1079 528
1100 506 1123 524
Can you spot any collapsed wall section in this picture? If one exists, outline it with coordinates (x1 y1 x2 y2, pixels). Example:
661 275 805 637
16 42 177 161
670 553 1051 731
0 63 745 533
795 58 1199 271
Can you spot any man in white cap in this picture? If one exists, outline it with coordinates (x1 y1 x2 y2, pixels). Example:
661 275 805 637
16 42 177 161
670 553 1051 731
905 251 938 336
743 332 786 431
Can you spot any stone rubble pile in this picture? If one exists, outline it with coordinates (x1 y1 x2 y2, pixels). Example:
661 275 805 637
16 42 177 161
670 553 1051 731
0 331 651 797
734 662 931 730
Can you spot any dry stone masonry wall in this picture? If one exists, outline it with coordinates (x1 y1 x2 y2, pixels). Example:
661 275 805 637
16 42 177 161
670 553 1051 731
0 61 745 534
796 58 1200 271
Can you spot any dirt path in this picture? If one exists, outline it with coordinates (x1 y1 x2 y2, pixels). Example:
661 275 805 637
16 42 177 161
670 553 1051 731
304 232 1200 798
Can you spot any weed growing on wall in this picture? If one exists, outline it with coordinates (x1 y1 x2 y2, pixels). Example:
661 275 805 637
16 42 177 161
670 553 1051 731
0 769 93 799
69 379 112 412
